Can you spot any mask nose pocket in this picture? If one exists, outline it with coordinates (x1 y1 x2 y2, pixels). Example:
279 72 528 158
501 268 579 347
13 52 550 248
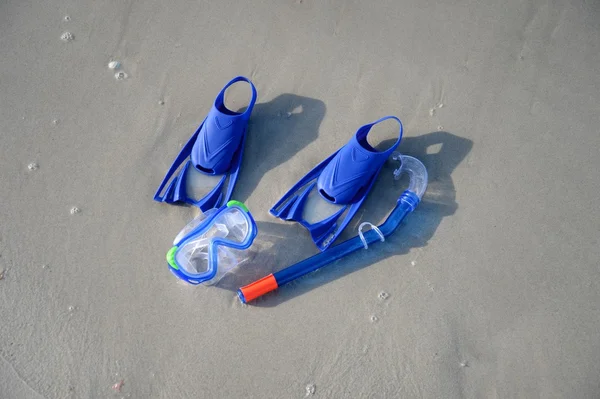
175 237 211 275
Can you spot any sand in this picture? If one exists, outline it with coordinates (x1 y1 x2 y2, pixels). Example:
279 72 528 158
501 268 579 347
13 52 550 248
1 0 600 397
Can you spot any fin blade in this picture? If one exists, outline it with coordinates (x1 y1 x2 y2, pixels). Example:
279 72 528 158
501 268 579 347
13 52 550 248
305 206 347 249
192 176 226 212
270 151 339 216
189 126 247 211
153 125 202 203
314 163 385 249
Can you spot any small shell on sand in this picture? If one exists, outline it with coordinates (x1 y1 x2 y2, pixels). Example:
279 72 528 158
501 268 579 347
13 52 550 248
378 291 389 300
70 207 80 215
370 315 379 323
305 384 316 396
438 125 444 130
64 15 71 21
52 119 59 125
158 100 164 105
60 32 74 42
112 380 124 392
28 162 39 171
0 270 4 280
429 108 435 117
115 71 128 80
108 61 120 70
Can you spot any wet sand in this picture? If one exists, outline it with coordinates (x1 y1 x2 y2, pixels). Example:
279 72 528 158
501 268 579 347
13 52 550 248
1 0 600 397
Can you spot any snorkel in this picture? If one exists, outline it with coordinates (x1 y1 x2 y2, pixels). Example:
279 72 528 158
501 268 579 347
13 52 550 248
238 153 428 303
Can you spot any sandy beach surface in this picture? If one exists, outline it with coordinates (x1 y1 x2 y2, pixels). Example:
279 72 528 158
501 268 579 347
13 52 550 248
2 0 600 397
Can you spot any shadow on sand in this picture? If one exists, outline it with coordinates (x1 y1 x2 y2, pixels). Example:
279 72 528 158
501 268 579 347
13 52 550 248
234 93 327 202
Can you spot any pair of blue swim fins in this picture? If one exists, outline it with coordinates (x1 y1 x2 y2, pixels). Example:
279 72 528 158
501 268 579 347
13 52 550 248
154 76 403 251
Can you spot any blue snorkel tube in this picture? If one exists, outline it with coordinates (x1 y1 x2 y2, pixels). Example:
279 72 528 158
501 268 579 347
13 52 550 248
238 153 428 303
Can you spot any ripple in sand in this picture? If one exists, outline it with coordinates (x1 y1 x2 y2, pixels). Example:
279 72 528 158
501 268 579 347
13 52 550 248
28 162 39 171
305 384 316 396
70 206 80 215
60 32 74 42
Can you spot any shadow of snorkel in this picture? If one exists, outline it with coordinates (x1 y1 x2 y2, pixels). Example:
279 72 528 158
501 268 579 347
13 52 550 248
217 131 473 306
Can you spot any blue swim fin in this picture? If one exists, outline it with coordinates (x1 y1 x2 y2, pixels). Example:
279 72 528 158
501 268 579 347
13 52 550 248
154 76 257 212
270 116 403 251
